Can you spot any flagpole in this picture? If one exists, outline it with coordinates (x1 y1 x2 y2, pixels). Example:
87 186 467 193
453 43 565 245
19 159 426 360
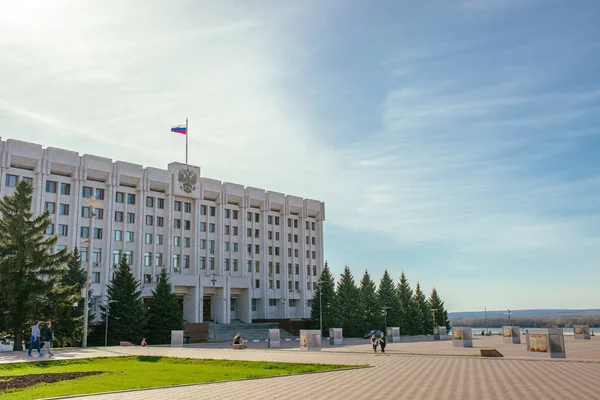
185 117 188 165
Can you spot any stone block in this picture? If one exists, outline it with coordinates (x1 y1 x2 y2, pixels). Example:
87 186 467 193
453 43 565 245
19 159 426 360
526 328 566 359
502 326 521 344
573 325 591 340
170 330 184 347
452 327 473 348
329 328 343 345
386 327 401 343
433 326 447 341
268 329 281 348
299 329 321 351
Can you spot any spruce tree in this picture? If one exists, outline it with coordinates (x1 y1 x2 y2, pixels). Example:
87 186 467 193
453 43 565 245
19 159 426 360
377 270 401 330
397 272 420 335
428 287 451 330
335 266 360 337
413 282 432 334
103 255 146 345
310 262 338 336
0 181 70 350
358 270 379 333
145 268 183 344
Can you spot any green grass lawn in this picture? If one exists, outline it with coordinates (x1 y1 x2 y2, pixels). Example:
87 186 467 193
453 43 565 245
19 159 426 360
0 356 357 399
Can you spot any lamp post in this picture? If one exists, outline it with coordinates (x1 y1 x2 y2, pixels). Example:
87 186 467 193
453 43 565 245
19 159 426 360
83 197 103 348
211 272 217 341
505 309 511 324
430 308 439 326
317 280 326 336
382 306 391 333
103 300 118 347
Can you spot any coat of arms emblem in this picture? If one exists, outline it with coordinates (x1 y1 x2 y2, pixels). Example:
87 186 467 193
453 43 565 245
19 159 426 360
178 168 197 194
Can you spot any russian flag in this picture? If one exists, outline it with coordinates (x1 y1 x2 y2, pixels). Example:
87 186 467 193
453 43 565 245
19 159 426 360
171 125 187 135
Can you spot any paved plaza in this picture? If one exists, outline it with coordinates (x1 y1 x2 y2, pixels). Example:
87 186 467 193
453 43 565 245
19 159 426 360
1 336 599 399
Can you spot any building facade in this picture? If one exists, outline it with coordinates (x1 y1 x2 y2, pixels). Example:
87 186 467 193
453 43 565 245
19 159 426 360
0 139 325 324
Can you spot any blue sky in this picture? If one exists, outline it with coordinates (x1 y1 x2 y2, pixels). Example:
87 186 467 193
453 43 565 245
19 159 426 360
1 0 599 311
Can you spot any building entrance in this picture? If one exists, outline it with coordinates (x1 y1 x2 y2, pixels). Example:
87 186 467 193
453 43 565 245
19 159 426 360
203 297 211 321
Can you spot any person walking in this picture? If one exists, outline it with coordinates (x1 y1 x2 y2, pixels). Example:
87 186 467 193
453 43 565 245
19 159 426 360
28 321 44 357
41 321 54 357
370 334 378 353
379 332 387 353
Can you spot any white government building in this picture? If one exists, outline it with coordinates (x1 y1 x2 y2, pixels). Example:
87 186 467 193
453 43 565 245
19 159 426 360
0 139 325 324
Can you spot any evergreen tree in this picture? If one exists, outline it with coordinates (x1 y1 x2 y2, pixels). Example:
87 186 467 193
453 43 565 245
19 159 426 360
0 181 70 350
377 270 401 330
412 282 430 334
358 270 379 333
397 272 420 335
335 266 360 337
310 262 338 336
428 287 451 330
145 268 183 344
102 255 146 345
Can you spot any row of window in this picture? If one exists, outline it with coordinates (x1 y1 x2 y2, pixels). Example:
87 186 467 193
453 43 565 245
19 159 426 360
251 299 301 311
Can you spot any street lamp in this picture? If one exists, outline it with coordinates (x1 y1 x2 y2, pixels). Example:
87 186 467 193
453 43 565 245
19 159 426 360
83 197 103 348
211 272 217 341
102 300 118 347
381 306 391 333
505 309 511 324
430 308 439 326
317 281 326 336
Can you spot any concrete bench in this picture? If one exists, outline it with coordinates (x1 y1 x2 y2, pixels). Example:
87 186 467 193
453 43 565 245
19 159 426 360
480 349 503 357
232 344 246 350
252 339 259 344
295 338 300 342
285 338 291 342
119 341 135 347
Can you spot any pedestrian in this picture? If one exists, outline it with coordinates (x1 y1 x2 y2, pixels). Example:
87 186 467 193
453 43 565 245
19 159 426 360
41 321 54 357
370 334 378 353
379 333 387 353
141 338 147 347
28 321 44 357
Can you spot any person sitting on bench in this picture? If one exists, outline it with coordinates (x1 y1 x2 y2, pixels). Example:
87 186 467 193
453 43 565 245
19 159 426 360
233 333 248 348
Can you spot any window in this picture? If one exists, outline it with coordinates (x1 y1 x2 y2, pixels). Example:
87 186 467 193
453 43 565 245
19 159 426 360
174 236 181 247
276 280 280 289
200 222 206 232
126 213 135 224
184 220 191 230
255 279 260 289
288 234 291 242
295 280 299 290
157 198 164 209
247 228 251 237
268 215 272 224
275 247 280 256
146 215 153 226
294 219 298 228
233 226 238 236
157 216 164 227
255 214 260 223
93 228 103 239
80 227 89 238
295 264 299 275
127 193 136 205
288 263 292 275
268 246 273 256
174 201 181 211
45 202 56 214
225 242 230 251
313 265 317 276
174 219 181 229
289 299 297 307
146 196 154 207
307 266 311 275
313 282 317 290
312 222 316 230
247 244 252 254
224 258 230 271
115 192 124 203
157 234 163 245
184 255 190 269
58 224 68 236
209 206 216 217
224 209 230 219
247 261 252 272
312 251 316 259
184 237 190 248
145 233 152 244
306 221 310 230
287 218 292 227
184 202 191 213
269 299 277 307
210 257 215 270
112 250 120 265
255 245 260 254
114 230 122 241
82 206 90 218
95 188 105 200
209 240 215 250
247 212 252 222
46 180 57 193
95 208 104 220
156 253 163 267
5 175 18 187
255 261 260 273
233 259 238 272
82 186 92 198
209 223 215 233
114 211 123 222
288 248 292 257
93 248 102 263
45 223 54 235
126 231 134 242
144 274 152 284
294 234 298 243
200 256 206 269
306 250 310 258
275 216 280 225
60 183 71 195
233 242 238 252
173 254 181 271
275 262 280 274
269 262 273 274
92 272 101 284
200 239 206 249
295 249 299 257
232 210 238 220
200 205 207 215
59 203 69 215
225 225 230 235
268 231 272 240
306 236 309 245
230 297 236 312
21 176 32 185
252 299 258 312
254 229 259 238
312 237 316 245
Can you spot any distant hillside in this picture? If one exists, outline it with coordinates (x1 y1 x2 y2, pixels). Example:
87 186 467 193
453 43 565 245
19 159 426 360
449 309 600 319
